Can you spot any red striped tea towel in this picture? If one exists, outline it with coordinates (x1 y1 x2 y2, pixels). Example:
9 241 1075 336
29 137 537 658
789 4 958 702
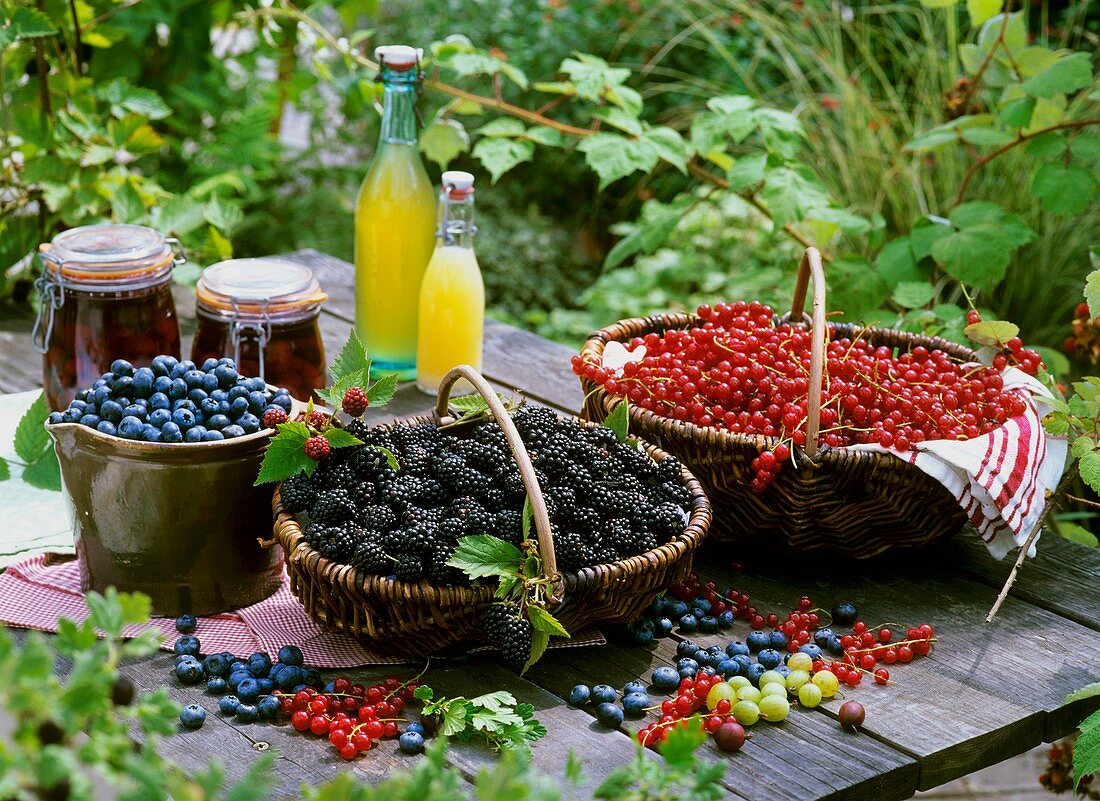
849 367 1067 559
0 554 604 665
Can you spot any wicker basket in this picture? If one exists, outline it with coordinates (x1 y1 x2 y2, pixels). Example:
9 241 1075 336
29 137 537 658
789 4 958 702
272 365 711 657
578 248 973 558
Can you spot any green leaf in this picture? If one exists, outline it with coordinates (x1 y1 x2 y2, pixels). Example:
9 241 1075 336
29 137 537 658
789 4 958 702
447 535 523 580
367 372 398 407
920 0 958 7
560 54 632 104
204 195 244 237
1059 522 1098 548
1077 450 1100 494
603 199 689 269
892 281 936 308
909 223 953 260
331 330 370 384
111 182 144 224
472 137 535 183
376 446 400 471
1031 163 1099 216
577 133 659 190
10 6 57 38
1075 708 1100 790
14 393 51 463
690 95 756 155
967 0 1002 26
447 53 528 90
1025 132 1066 158
876 237 927 285
476 118 526 137
522 630 550 675
604 400 629 442
413 685 434 702
315 369 365 411
323 428 363 449
117 592 152 626
527 605 569 637
593 107 643 136
642 127 689 173
755 108 805 158
21 452 60 491
999 97 1035 128
449 395 490 415
658 719 709 771
1021 52 1094 99
255 422 314 485
827 257 890 319
86 589 123 637
932 224 1014 290
959 126 1015 146
524 126 565 148
153 196 207 237
806 207 873 234
726 153 767 190
419 118 470 169
1066 683 1100 704
979 12 1027 52
521 496 533 540
1070 135 1100 161
759 164 832 227
1084 269 1100 319
965 320 1019 347
0 458 9 482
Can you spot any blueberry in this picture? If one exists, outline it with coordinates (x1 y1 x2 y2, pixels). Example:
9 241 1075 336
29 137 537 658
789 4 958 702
141 425 162 442
745 662 766 683
733 654 753 672
757 648 783 670
676 658 699 675
691 608 706 620
229 397 249 419
227 385 249 402
48 412 63 425
271 394 292 411
651 666 680 691
179 703 206 729
398 731 425 754
79 414 102 428
244 391 265 415
168 378 188 400
201 372 219 393
218 695 241 715
174 658 204 685
769 630 789 650
152 374 173 396
746 630 771 653
99 400 123 423
775 665 792 678
172 408 196 430
215 364 238 388
61 406 83 424
227 670 252 690
160 422 183 443
257 695 281 721
623 680 647 697
211 389 228 403
184 426 208 443
798 643 824 660
698 615 719 633
206 414 230 431
678 614 698 633
206 676 228 694
595 702 624 728
110 359 134 377
653 617 674 638
236 677 260 703
277 665 303 691
590 684 617 705
691 598 712 615
246 377 265 393
257 678 274 695
692 649 711 667
277 644 304 666
111 376 133 398
200 397 221 418
567 686 594 704
622 692 650 717
122 404 147 421
221 424 245 439
237 413 261 434
201 357 219 372
676 640 699 659
813 628 837 649
718 610 735 629
151 356 171 377
718 659 742 678
832 602 858 627
132 368 155 398
302 668 323 689
187 388 208 405
229 661 249 673
248 652 272 676
235 703 258 723
93 385 112 405
174 635 201 657
202 653 230 676
175 614 197 633
149 391 171 411
117 416 144 439
405 722 426 737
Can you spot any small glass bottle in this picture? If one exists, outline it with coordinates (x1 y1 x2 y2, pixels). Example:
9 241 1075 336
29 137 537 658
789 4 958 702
416 171 485 395
192 258 328 401
33 224 185 410
354 44 437 381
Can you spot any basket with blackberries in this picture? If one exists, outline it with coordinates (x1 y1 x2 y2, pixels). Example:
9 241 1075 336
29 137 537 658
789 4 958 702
262 340 710 668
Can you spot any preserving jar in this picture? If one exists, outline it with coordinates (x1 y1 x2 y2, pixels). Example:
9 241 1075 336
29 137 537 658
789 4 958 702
33 224 184 410
192 258 327 401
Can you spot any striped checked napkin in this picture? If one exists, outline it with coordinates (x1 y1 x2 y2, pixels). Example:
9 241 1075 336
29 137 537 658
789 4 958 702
0 554 603 666
849 366 1067 560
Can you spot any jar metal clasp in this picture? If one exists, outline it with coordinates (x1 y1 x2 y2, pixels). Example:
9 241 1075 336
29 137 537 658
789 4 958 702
229 299 273 383
31 250 65 355
166 237 187 266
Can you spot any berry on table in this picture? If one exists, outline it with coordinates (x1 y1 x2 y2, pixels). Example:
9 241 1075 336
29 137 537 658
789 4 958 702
173 635 201 657
180 704 207 729
713 721 746 752
651 667 680 692
219 695 241 715
111 675 136 706
304 435 331 462
839 700 866 731
277 644 305 666
342 387 369 417
623 692 650 717
175 657 204 685
175 614 197 634
595 702 624 728
398 731 425 755
591 684 617 705
569 685 591 706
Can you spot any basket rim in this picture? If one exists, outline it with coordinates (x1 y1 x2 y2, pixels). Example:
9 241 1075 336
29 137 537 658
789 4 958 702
578 311 982 468
272 416 712 608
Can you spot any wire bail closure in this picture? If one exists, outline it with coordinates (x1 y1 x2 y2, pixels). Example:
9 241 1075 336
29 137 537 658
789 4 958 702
438 180 478 247
374 52 426 129
229 298 273 383
31 251 65 355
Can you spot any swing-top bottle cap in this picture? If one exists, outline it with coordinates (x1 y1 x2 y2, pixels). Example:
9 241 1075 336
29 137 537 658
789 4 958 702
442 171 475 198
375 45 422 71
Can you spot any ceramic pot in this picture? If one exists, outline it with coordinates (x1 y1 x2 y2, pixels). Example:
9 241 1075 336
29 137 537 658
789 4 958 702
47 419 286 616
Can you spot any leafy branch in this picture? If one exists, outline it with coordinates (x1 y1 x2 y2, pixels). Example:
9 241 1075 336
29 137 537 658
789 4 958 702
412 685 547 751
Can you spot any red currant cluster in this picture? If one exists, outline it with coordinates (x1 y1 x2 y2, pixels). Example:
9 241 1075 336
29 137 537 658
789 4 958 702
964 310 1044 375
280 675 416 760
1065 302 1100 365
827 619 935 688
636 673 744 751
574 301 1042 492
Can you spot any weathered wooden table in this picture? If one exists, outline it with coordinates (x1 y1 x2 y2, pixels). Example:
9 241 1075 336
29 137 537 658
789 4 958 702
2 249 1098 800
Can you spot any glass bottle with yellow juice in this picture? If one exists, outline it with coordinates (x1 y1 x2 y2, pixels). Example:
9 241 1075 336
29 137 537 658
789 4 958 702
354 45 436 380
416 171 485 395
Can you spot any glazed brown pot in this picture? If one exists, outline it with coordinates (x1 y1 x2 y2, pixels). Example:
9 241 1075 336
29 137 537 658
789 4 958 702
48 420 286 616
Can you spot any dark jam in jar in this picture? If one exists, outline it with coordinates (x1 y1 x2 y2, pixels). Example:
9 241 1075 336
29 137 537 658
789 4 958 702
191 258 327 401
33 224 184 410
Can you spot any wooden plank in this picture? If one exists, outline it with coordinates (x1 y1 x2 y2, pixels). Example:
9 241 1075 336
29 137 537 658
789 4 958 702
691 561 1100 788
525 632 919 801
940 533 1100 633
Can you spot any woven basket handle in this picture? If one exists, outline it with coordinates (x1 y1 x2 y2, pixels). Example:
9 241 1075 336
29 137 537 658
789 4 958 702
433 365 563 603
787 248 827 460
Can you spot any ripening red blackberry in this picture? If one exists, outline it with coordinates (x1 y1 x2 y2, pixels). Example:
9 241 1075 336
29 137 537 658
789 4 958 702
307 411 329 430
304 435 330 462
263 407 289 429
342 387 369 417
484 602 533 672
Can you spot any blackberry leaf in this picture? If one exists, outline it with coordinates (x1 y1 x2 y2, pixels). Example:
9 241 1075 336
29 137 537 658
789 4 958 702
448 535 523 580
330 330 370 384
527 606 569 637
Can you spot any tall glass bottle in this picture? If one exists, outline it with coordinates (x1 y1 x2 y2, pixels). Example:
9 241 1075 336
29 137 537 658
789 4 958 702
354 45 436 380
416 171 485 395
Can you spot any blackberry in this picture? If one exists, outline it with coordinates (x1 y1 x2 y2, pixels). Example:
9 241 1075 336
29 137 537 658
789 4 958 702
632 504 660 534
656 455 683 484
329 522 365 562
492 509 523 544
382 530 405 553
438 518 465 543
568 507 602 535
472 424 508 452
349 480 377 507
435 454 467 485
465 505 494 536
401 445 434 476
343 418 370 440
654 502 687 541
513 406 556 434
316 458 357 491
352 446 386 479
554 529 585 572
544 484 576 512
425 542 463 584
452 467 488 497
351 537 390 574
501 469 526 503
363 504 398 531
605 518 636 555
480 485 507 511
310 488 356 523
400 525 434 556
588 425 618 448
395 553 423 582
587 484 615 515
612 445 653 478
607 489 641 518
362 427 395 451
279 474 314 514
483 603 532 672
657 480 692 506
